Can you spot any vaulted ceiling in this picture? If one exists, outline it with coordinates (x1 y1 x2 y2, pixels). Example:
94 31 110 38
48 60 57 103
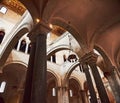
1 0 120 70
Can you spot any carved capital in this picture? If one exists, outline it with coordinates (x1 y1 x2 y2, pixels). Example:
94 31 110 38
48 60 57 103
28 21 51 42
80 51 98 65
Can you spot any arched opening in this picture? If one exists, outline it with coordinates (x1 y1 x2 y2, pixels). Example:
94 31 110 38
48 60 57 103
27 43 32 54
0 63 27 103
19 39 26 53
68 78 82 103
47 72 58 103
0 30 5 44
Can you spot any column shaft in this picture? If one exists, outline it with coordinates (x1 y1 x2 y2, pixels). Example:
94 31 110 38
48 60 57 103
83 64 97 103
62 87 69 103
105 70 120 103
31 34 47 103
22 42 36 103
90 64 110 103
57 87 63 103
80 90 89 103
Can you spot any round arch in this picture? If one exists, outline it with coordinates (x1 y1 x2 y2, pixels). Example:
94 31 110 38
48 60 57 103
50 17 85 49
0 27 29 67
47 69 61 87
1 62 27 103
47 71 58 103
69 76 82 90
94 45 114 72
47 45 70 58
68 77 83 103
63 61 80 87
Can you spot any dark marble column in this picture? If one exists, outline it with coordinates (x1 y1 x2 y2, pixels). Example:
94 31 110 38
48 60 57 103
31 34 47 103
90 64 110 103
104 67 120 103
22 41 36 103
82 64 98 103
81 51 110 103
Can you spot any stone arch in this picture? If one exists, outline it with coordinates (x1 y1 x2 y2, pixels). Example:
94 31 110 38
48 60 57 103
0 62 27 103
47 45 70 58
63 61 80 87
50 17 85 49
69 76 82 90
116 51 120 69
47 71 59 103
68 77 83 103
94 45 114 72
3 61 27 70
0 27 29 67
47 69 61 87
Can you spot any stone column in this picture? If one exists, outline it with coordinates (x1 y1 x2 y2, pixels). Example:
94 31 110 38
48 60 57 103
22 41 36 103
80 90 89 103
81 51 110 103
16 40 21 51
104 66 120 103
23 42 36 103
25 43 29 54
62 87 69 103
57 87 63 103
90 64 110 103
82 64 97 103
31 34 47 103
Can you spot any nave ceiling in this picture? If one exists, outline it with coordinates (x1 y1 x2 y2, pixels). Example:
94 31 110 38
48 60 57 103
1 0 120 70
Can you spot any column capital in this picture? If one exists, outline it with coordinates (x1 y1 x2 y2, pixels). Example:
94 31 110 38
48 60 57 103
80 51 98 65
28 21 52 42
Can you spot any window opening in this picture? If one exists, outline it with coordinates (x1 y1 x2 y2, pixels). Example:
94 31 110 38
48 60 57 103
20 39 26 52
52 88 56 96
0 30 5 44
0 81 6 93
69 89 73 97
0 6 7 14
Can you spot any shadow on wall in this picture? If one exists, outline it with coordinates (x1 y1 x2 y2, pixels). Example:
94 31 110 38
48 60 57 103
0 96 5 103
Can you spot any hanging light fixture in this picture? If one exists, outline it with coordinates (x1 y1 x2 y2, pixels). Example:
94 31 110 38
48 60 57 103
67 34 78 63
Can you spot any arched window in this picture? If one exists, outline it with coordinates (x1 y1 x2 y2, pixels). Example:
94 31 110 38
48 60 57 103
20 39 26 52
0 81 6 93
28 43 32 54
0 6 7 14
0 30 5 44
63 54 67 62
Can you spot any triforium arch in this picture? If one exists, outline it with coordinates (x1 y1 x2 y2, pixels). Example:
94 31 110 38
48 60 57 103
0 62 27 103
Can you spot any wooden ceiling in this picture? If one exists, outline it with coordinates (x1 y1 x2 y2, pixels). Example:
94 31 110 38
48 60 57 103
1 0 26 15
